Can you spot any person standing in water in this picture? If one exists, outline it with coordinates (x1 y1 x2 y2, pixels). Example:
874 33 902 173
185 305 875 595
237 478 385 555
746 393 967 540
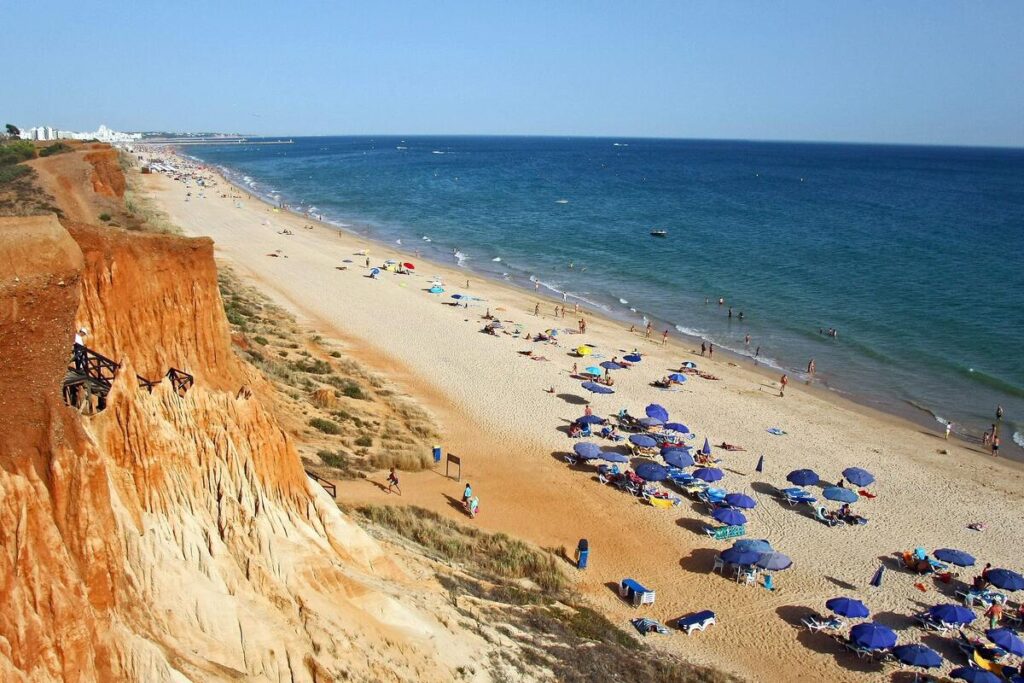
807 359 816 376
708 343 714 359
644 321 652 338
745 334 751 347
944 422 952 440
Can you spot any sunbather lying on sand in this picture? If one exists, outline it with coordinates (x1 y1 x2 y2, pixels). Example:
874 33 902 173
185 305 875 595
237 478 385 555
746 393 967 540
719 442 746 451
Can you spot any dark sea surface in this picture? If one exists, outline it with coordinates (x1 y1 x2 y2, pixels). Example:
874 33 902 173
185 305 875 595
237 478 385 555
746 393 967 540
184 136 1024 453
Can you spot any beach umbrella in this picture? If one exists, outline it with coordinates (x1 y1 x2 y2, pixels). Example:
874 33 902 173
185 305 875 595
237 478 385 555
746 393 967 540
601 451 629 463
842 467 876 487
850 623 897 650
668 373 688 383
600 361 624 370
577 414 604 425
629 434 658 448
638 417 664 428
403 262 415 269
634 461 669 482
645 404 669 422
624 354 642 363
987 628 1024 657
825 597 870 619
450 293 465 299
786 469 819 486
712 508 747 526
576 345 593 356
661 444 692 456
573 443 602 460
581 381 614 395
428 286 444 294
823 486 859 503
755 455 764 472
584 366 603 376
732 539 773 554
986 569 1024 592
933 549 976 567
950 668 1001 683
926 604 975 625
370 267 381 275
702 438 712 455
693 467 724 482
664 422 689 434
870 565 885 588
725 493 757 509
662 449 694 469
720 547 761 566
681 361 697 369
892 644 942 669
756 552 793 571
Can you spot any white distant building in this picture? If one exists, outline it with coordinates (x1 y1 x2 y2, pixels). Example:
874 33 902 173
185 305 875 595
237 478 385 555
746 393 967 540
19 123 142 143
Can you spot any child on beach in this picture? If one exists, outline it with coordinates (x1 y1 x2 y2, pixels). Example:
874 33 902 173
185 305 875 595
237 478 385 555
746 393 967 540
387 468 401 495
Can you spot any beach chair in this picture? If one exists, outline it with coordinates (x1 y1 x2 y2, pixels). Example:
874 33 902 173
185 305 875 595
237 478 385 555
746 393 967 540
801 615 844 633
780 487 816 506
564 455 579 466
619 578 656 607
957 588 1007 608
913 613 955 634
956 630 1009 664
712 555 725 573
645 494 681 509
631 617 669 635
704 524 746 541
814 506 845 527
580 425 593 438
676 610 716 635
840 638 875 660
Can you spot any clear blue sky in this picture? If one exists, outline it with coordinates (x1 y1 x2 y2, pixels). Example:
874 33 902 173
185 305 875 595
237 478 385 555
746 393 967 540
5 1 1023 146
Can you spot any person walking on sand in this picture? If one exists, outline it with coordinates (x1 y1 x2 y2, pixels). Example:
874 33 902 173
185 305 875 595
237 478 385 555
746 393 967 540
462 482 473 505
534 303 540 316
708 343 714 359
387 467 401 495
985 602 1003 629
571 362 578 376
645 321 652 339
584 404 593 416
944 422 952 440
700 341 706 357
992 434 1000 457
779 374 789 397
662 329 669 345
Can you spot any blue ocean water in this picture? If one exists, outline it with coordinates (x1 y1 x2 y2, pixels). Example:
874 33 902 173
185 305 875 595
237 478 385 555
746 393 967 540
185 136 1024 453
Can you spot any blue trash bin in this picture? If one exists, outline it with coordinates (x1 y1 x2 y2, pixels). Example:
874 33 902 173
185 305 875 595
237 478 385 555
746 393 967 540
576 539 589 569
432 445 441 464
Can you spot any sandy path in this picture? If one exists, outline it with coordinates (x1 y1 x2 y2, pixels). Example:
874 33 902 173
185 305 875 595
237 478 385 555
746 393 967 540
144 164 1024 682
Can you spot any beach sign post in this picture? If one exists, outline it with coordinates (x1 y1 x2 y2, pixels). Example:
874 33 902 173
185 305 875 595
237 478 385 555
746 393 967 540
446 454 462 481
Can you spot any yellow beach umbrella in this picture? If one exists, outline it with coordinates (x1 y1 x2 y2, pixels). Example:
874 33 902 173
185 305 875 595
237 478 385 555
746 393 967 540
576 345 592 356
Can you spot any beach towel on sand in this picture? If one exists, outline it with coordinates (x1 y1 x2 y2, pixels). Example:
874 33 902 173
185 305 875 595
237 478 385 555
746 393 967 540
767 428 787 436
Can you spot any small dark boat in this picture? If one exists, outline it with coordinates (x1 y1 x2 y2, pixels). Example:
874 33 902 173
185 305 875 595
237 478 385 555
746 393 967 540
650 229 668 237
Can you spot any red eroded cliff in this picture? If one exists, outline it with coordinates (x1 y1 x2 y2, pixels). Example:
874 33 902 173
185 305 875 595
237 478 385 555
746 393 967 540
83 148 126 199
0 216 484 682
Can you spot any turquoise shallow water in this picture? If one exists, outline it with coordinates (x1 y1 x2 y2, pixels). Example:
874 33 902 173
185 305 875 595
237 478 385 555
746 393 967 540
184 136 1024 454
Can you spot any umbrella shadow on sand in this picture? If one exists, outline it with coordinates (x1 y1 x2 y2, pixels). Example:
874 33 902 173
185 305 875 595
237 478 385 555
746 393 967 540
557 393 589 405
823 576 859 591
676 517 710 536
678 548 720 574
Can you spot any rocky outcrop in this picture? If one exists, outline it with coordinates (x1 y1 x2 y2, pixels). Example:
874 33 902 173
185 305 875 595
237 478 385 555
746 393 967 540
84 148 126 199
0 216 489 682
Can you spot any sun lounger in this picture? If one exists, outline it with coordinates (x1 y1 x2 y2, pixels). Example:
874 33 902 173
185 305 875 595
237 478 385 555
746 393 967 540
645 493 681 509
913 613 956 633
779 487 817 506
704 524 746 541
631 617 669 635
814 505 845 527
956 630 1009 663
676 610 716 635
564 455 578 466
957 588 1007 608
620 578 656 607
801 615 844 633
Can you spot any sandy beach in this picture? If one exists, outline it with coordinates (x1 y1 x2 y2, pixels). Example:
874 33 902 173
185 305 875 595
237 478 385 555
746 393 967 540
142 155 1024 682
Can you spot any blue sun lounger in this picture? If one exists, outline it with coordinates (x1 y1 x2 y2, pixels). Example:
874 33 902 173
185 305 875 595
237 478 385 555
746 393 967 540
620 578 656 607
779 487 817 505
676 610 716 635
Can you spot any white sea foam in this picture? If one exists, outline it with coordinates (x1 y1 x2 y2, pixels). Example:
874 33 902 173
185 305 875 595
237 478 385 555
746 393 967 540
422 235 431 242
492 257 502 262
1014 432 1024 448
396 239 402 245
453 250 468 266
432 150 445 155
396 146 408 150
618 298 629 305
555 199 569 204
674 324 706 338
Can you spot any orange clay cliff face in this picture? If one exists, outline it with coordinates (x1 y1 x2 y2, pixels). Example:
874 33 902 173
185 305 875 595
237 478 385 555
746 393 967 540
0 210 496 681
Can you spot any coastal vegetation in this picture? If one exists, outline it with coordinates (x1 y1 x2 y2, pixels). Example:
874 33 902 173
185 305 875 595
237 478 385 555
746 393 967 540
0 139 60 216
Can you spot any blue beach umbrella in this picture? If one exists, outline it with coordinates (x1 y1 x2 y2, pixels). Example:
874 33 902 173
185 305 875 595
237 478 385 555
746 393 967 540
786 469 819 486
645 404 669 422
668 373 688 383
450 293 465 299
573 443 602 459
987 628 1024 657
584 366 603 376
634 461 669 482
933 549 976 567
986 569 1024 592
720 547 761 566
601 451 629 463
577 414 605 425
663 449 694 469
693 467 724 482
638 417 664 428
850 622 897 650
927 604 975 625
733 539 773 554
825 597 870 619
702 438 712 455
661 445 692 456
842 467 875 487
664 422 689 434
950 669 1001 683
892 644 942 669
624 354 642 363
725 493 757 509
600 361 624 370
581 381 614 395
870 565 885 588
756 552 793 571
712 508 747 526
755 455 764 472
823 487 859 503
681 361 697 369
629 434 658 448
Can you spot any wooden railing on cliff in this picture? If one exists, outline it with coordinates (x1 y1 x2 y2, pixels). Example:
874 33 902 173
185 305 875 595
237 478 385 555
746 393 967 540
305 470 337 498
64 344 194 411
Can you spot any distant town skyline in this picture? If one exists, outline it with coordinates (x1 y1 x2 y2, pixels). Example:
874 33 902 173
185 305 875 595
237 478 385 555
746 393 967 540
3 1 1023 148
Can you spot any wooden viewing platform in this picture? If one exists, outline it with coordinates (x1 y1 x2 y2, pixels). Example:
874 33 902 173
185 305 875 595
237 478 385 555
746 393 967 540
63 344 194 413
